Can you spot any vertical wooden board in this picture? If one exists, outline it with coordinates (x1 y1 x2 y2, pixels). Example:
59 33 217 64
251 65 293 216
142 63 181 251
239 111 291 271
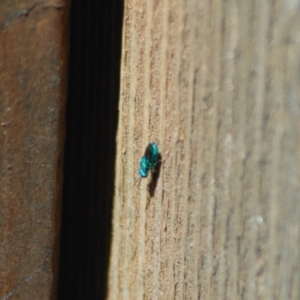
0 1 69 299
108 0 300 299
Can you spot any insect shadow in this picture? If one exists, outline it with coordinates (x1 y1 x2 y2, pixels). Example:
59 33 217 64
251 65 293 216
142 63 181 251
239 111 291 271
148 153 162 197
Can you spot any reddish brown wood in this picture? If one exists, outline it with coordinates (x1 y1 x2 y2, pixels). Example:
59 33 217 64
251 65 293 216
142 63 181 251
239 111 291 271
0 1 70 298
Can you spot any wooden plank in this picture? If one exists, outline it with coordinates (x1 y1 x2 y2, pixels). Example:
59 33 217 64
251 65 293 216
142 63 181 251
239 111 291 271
108 0 300 299
0 1 69 299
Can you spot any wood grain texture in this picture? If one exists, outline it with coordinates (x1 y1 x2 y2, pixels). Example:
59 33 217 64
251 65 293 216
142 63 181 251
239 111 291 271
0 1 69 299
108 0 300 299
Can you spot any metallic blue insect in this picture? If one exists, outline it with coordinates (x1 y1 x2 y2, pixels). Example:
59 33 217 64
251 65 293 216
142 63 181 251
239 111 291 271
139 142 159 178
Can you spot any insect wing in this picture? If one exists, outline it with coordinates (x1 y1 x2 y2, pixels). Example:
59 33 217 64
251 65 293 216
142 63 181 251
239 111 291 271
144 143 159 164
143 143 154 160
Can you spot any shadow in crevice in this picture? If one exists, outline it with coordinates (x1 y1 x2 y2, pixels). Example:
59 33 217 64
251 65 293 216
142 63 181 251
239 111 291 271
57 1 123 299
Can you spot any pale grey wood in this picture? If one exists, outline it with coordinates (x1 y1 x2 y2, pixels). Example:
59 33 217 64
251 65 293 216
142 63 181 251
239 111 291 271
108 1 300 299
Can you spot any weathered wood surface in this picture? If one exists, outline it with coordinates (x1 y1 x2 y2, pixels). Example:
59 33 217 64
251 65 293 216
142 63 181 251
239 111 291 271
0 1 69 299
108 0 300 299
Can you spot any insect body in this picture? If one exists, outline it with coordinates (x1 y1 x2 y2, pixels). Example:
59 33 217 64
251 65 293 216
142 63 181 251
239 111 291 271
139 142 159 178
